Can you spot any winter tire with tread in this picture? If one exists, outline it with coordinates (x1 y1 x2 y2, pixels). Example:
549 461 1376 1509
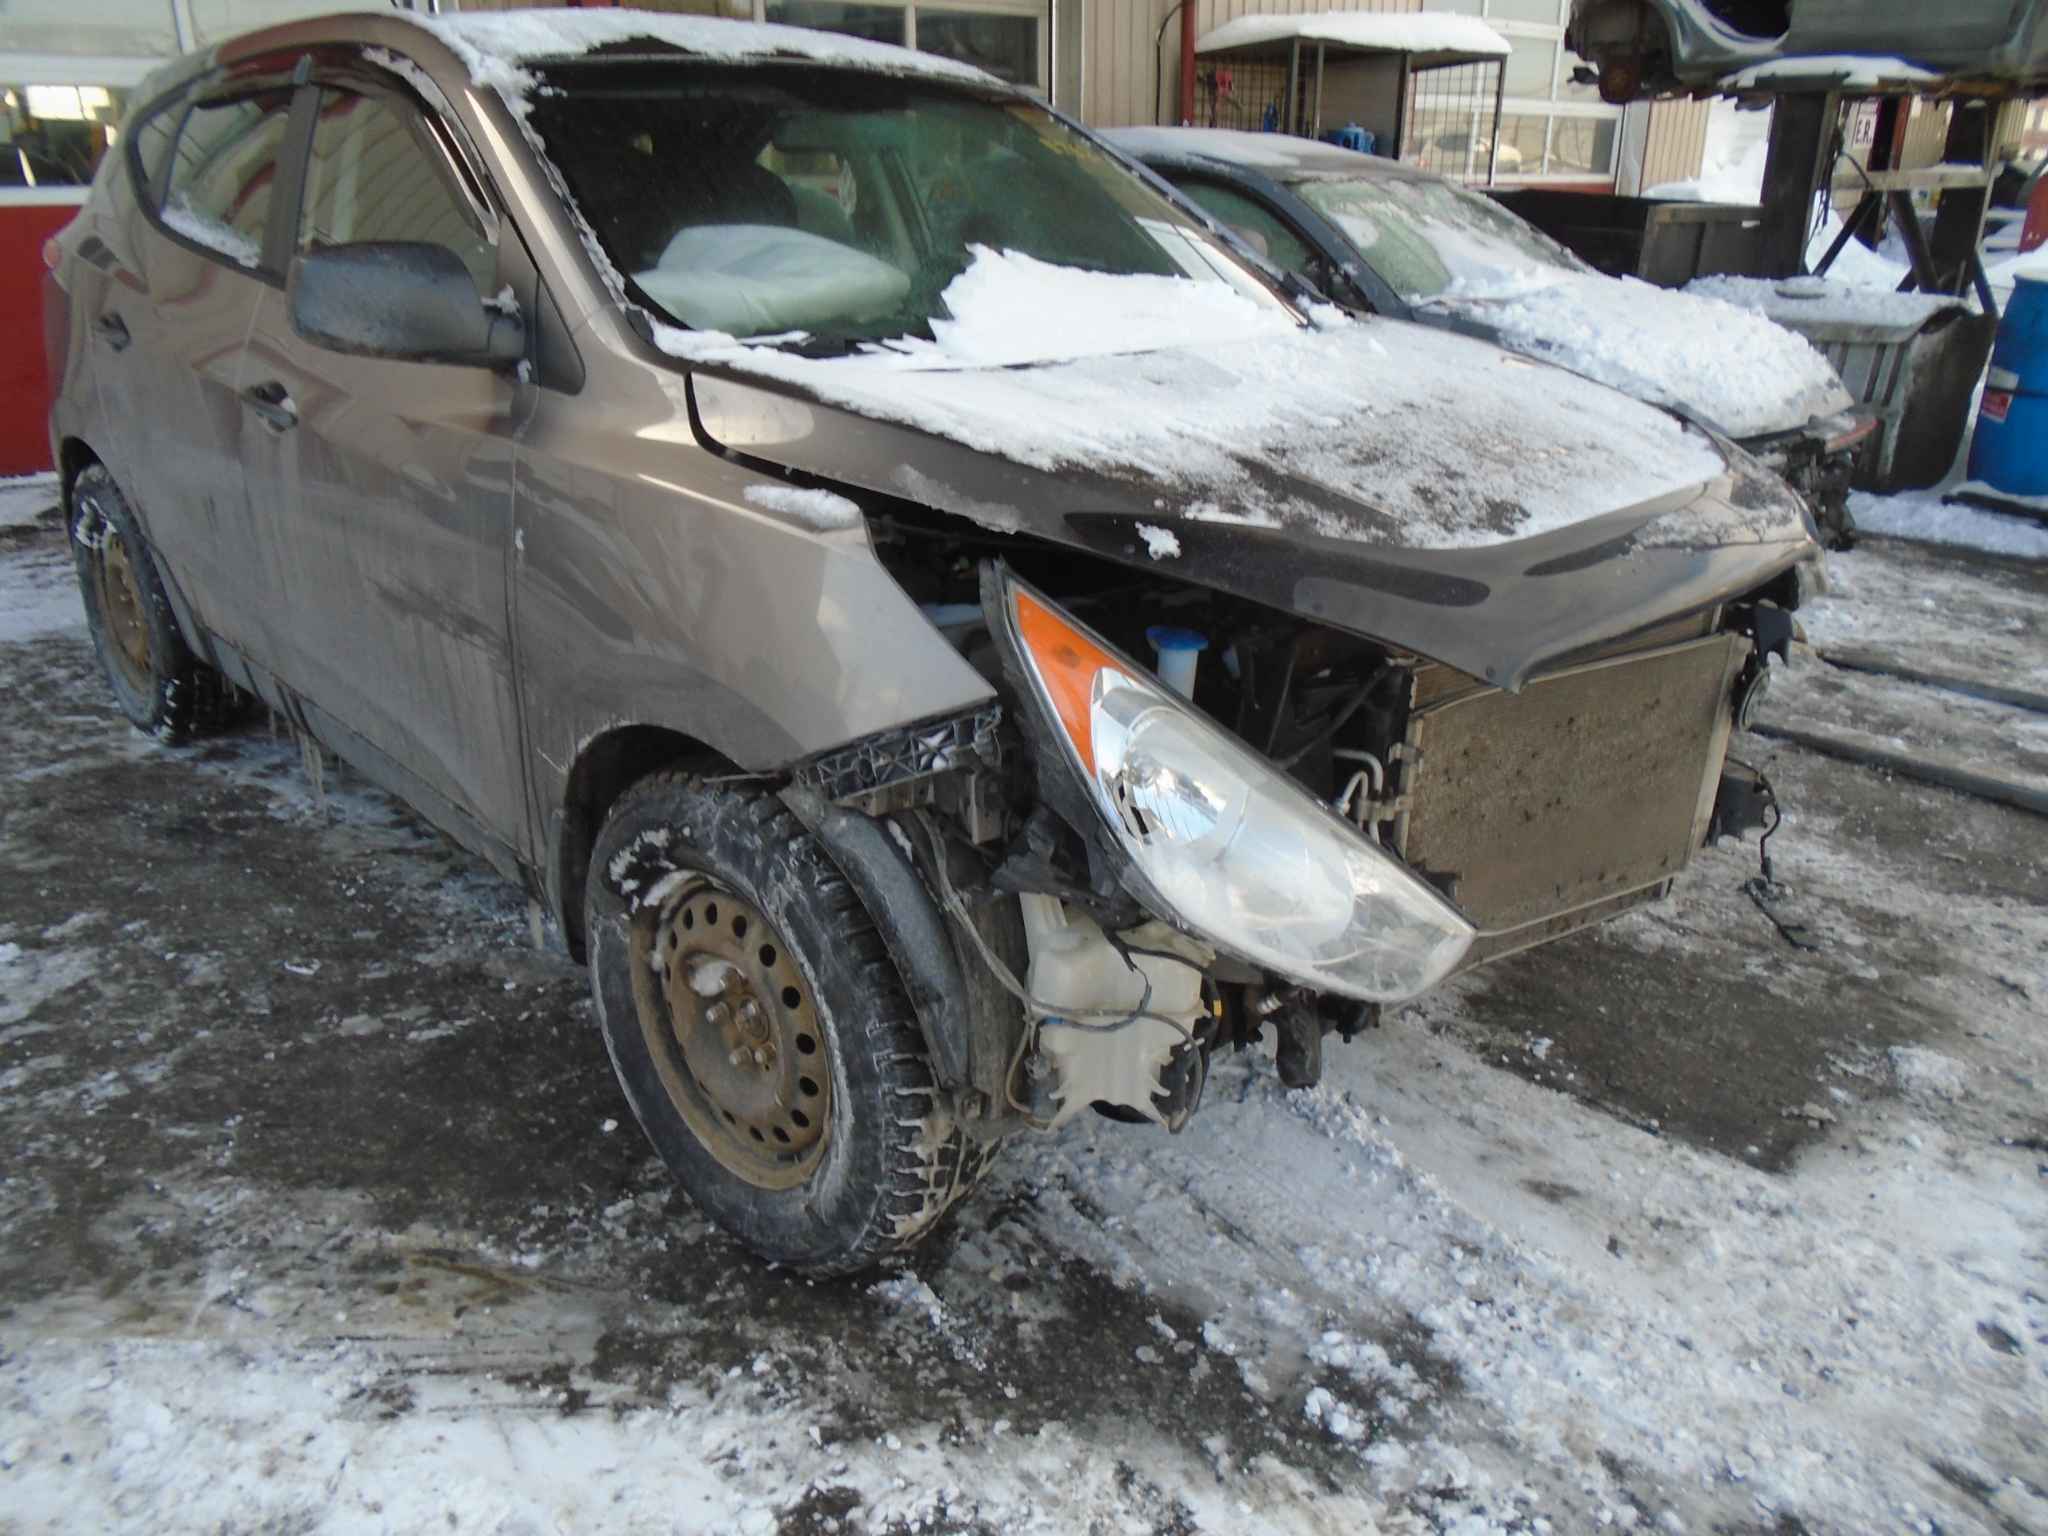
70 463 244 740
585 772 999 1275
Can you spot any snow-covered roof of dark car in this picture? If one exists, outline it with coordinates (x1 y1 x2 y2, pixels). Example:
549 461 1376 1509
1102 127 1432 183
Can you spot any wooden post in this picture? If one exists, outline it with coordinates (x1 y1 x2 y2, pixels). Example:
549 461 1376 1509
1757 90 1838 278
1926 99 1993 295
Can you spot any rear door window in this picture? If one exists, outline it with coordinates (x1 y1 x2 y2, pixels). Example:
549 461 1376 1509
160 93 297 271
298 88 495 296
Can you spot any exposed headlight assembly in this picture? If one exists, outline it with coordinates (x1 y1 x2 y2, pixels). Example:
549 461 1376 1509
989 567 1475 1003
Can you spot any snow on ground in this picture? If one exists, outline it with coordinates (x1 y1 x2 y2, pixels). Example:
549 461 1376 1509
0 471 58 533
3 501 2045 1534
1800 530 2048 689
1853 489 2048 562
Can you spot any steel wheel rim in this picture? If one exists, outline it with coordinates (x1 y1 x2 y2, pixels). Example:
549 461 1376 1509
629 880 831 1190
96 528 153 695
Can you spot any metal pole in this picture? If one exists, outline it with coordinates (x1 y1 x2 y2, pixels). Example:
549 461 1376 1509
1487 59 1504 185
1179 0 1197 127
1284 38 1299 136
1313 42 1326 139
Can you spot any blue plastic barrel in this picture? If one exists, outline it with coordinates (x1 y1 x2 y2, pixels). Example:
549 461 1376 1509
1323 124 1375 155
1968 270 2048 496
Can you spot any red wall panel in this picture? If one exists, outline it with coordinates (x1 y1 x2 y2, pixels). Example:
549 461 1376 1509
0 197 86 477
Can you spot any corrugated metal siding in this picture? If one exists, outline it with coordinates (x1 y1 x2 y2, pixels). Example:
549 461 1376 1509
1639 99 1711 191
1088 0 1422 129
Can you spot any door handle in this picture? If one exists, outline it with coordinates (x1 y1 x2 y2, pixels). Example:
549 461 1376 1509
93 312 130 352
242 379 297 432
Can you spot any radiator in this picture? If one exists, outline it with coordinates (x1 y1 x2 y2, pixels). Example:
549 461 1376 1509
1394 632 1749 967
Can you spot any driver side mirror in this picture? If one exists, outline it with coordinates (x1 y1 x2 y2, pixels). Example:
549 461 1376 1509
287 241 523 368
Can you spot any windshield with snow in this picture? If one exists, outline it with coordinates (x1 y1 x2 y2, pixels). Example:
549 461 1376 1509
1291 174 1585 304
525 61 1284 346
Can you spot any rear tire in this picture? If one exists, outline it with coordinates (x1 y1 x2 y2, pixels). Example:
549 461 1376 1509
70 464 244 739
585 772 998 1275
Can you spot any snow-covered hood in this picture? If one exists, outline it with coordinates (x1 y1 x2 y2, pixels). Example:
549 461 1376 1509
1424 270 1854 442
678 285 1819 687
663 256 1756 554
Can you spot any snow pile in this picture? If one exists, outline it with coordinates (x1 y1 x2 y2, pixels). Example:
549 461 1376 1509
635 224 910 338
418 7 994 111
1197 12 1509 60
1428 269 1850 438
1851 489 2048 559
741 482 863 530
0 471 57 533
662 253 1739 552
1688 273 1964 332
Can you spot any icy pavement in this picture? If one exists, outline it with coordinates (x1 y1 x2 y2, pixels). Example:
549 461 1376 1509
3 519 2045 1535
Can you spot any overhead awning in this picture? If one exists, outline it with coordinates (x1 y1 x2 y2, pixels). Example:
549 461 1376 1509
1195 12 1511 71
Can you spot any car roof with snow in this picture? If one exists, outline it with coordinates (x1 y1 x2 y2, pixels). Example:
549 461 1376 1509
415 8 1005 88
1103 128 1433 184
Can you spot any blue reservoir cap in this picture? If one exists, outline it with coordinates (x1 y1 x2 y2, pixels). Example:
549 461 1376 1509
1146 625 1210 655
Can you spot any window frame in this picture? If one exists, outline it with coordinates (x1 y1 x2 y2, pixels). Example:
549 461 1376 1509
295 55 504 295
130 54 314 284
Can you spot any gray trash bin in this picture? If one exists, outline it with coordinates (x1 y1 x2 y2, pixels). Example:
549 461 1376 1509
1712 280 1997 491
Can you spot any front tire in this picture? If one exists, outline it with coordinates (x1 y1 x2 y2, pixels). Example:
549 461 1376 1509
70 464 242 739
585 772 997 1275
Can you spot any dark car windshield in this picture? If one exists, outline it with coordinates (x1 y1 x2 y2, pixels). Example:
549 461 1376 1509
1291 173 1585 303
525 60 1281 345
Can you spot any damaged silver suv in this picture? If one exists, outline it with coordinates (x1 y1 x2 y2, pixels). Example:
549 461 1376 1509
46 9 1821 1274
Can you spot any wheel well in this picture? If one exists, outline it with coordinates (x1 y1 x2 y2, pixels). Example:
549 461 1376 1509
554 725 733 960
57 437 99 511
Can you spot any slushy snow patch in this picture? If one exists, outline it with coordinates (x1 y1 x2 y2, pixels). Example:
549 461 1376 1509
0 472 58 533
1136 523 1182 560
742 483 863 530
1888 1046 1970 1102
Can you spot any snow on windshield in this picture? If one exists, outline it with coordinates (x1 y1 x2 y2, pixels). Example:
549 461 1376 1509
522 64 1283 346
1426 270 1851 439
660 254 1737 553
887 246 1295 367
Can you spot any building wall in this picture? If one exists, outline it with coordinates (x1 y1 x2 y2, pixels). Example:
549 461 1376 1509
1085 0 1419 130
1639 98 1712 192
